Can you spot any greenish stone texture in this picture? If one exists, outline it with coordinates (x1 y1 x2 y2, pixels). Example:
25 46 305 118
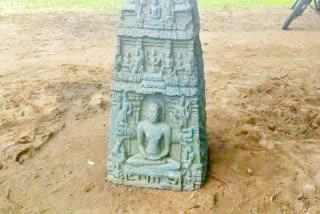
107 0 208 191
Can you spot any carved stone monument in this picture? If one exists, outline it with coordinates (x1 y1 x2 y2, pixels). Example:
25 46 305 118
107 0 208 190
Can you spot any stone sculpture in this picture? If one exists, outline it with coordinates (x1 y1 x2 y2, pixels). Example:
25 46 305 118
107 0 208 190
127 102 181 170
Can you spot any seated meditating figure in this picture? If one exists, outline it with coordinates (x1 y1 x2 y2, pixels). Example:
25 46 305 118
126 102 181 171
149 0 161 20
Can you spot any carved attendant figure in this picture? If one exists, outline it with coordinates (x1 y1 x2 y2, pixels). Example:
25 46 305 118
136 0 146 24
170 53 184 78
149 0 161 20
161 51 173 75
176 53 185 72
174 96 191 130
127 102 181 170
111 137 126 178
148 50 160 73
117 93 133 125
185 54 194 75
123 53 132 68
132 49 144 74
164 0 173 24
182 144 195 176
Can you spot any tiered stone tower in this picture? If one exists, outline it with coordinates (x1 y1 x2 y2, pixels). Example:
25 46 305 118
107 0 208 190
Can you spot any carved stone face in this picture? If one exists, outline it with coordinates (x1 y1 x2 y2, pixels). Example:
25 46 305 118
147 102 161 123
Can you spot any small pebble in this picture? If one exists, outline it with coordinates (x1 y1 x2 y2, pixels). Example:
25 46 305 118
83 183 95 193
188 193 195 200
303 184 316 198
190 205 200 209
88 161 95 166
268 124 276 131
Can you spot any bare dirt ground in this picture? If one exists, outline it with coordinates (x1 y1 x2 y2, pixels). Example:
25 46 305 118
0 8 320 213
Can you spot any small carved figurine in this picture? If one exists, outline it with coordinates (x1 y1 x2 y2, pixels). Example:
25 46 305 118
132 49 144 74
174 96 191 130
116 92 133 126
185 54 194 75
148 50 161 73
149 0 161 20
122 53 132 68
161 51 173 75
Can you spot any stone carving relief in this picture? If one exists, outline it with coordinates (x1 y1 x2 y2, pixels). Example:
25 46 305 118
136 0 146 25
174 96 191 131
110 137 127 179
132 48 144 74
181 143 196 189
161 50 173 75
149 0 161 20
147 50 160 73
119 0 195 40
113 42 198 89
116 92 133 135
127 102 181 171
108 0 207 191
164 0 174 26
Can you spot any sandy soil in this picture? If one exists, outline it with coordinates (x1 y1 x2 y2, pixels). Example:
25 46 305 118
0 8 320 213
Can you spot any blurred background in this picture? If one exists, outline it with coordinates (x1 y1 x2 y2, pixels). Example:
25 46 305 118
0 0 293 11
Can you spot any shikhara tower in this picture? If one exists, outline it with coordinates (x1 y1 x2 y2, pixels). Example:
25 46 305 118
107 0 208 190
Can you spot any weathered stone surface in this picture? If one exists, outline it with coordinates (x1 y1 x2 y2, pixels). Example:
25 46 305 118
107 0 208 191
